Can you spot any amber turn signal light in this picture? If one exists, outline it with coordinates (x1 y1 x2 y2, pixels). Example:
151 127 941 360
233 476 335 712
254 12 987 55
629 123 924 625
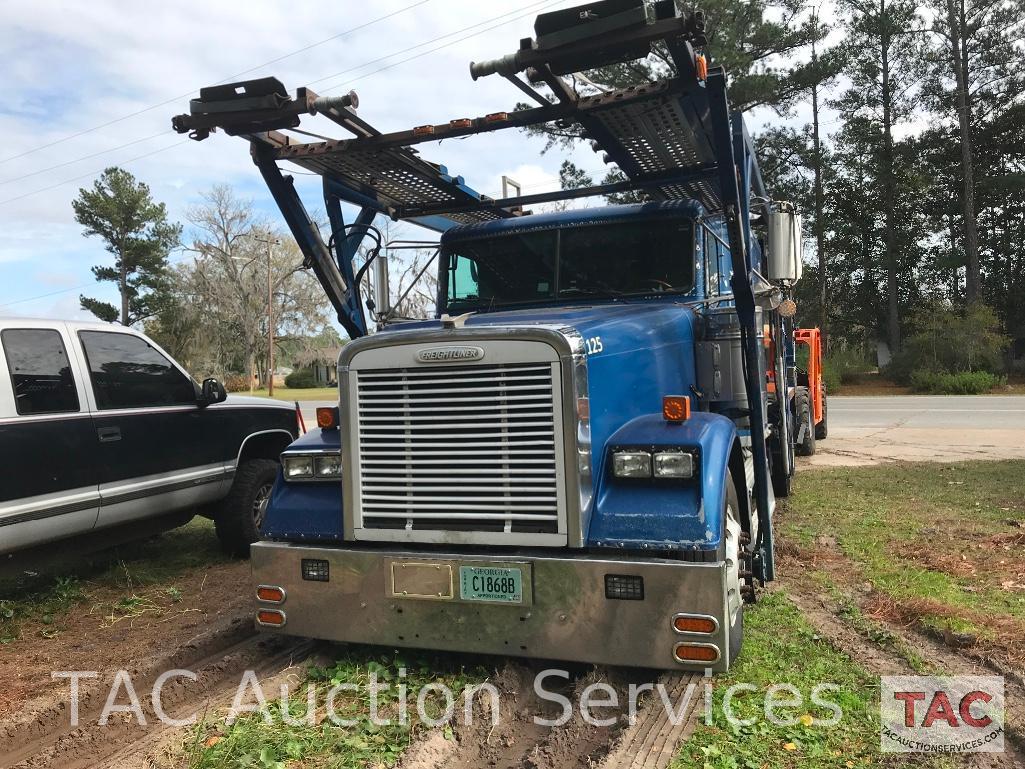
673 615 717 634
257 586 285 603
316 407 338 430
256 609 286 627
663 395 690 423
673 642 720 663
695 54 708 81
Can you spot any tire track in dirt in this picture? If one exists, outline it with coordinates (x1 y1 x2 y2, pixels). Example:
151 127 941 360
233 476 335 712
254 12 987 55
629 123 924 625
0 618 317 769
781 585 1025 768
400 662 702 769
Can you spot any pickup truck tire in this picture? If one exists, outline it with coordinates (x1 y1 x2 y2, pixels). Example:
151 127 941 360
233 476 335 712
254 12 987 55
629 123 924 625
215 459 279 557
723 475 744 662
815 391 828 440
795 388 816 457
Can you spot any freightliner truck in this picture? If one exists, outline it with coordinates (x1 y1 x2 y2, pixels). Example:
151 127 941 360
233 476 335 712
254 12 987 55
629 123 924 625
173 0 807 671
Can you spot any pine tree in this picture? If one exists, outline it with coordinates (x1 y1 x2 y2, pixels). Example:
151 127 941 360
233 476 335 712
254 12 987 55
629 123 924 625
73 167 181 326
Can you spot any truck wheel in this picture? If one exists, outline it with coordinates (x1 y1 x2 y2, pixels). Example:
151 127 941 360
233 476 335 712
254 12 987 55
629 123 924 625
769 439 792 498
215 458 278 558
795 389 816 457
723 475 744 663
815 390 828 440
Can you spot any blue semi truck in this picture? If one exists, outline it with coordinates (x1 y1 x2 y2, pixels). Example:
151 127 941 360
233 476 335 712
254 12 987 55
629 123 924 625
173 0 807 671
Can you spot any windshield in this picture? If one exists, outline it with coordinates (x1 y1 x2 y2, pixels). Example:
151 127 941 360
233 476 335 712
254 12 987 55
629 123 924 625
442 218 694 312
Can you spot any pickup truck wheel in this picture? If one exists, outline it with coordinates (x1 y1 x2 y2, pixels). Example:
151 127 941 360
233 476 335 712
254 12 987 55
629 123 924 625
723 475 744 663
795 388 816 457
215 458 279 557
815 390 828 440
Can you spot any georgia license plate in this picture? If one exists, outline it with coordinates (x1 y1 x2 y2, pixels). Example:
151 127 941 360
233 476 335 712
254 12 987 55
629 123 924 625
458 565 523 604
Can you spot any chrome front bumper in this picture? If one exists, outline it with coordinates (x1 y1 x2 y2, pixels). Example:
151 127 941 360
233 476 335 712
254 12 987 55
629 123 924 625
252 541 733 671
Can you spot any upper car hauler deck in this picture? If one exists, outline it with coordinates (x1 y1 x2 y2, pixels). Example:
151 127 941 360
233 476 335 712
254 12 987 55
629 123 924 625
173 0 806 671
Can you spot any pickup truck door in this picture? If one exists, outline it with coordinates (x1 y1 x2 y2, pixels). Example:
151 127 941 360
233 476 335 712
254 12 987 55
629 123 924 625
76 330 227 528
0 326 100 554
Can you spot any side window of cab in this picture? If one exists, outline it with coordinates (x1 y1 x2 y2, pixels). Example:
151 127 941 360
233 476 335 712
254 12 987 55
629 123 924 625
78 331 196 409
1 328 80 415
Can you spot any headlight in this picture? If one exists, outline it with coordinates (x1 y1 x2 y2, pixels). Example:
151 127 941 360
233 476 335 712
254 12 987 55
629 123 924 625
314 454 342 479
283 456 314 479
613 450 652 478
653 451 695 479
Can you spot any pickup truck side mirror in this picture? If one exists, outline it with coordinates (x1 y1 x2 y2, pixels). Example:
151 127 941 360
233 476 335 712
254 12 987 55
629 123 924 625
198 377 228 407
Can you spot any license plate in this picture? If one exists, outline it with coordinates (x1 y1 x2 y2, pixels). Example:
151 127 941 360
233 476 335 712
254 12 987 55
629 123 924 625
459 565 523 604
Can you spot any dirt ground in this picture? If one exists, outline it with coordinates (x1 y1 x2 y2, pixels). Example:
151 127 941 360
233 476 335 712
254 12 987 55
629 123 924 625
3 419 1024 768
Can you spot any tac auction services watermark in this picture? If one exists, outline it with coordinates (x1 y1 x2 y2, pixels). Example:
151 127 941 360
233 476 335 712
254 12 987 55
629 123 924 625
881 675 1004 753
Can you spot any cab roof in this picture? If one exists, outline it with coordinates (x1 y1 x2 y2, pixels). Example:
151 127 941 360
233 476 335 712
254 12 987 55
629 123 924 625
440 200 705 244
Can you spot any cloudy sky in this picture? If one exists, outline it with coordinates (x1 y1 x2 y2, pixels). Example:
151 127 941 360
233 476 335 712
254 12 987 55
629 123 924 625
0 0 813 322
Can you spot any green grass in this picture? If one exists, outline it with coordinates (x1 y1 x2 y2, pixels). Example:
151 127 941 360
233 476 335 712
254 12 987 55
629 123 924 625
783 461 1025 655
185 648 487 769
673 592 952 769
244 387 338 401
0 518 229 644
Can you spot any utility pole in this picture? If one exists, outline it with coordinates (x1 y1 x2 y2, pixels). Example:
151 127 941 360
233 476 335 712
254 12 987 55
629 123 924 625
254 236 280 396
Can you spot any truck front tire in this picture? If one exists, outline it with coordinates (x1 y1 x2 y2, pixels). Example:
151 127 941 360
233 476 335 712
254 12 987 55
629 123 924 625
723 475 744 663
215 459 279 557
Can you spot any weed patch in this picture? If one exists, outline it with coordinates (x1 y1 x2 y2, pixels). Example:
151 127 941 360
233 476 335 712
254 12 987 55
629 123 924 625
185 648 487 769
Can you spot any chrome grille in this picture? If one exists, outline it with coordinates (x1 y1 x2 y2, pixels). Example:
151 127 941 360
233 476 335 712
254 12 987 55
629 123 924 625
353 361 563 539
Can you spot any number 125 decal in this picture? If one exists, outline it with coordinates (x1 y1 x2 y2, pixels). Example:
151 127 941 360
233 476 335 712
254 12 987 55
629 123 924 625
584 336 604 355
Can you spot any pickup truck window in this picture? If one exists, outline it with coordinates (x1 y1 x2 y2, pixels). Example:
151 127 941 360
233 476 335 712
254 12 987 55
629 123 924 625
1 328 80 415
79 331 196 410
443 218 694 311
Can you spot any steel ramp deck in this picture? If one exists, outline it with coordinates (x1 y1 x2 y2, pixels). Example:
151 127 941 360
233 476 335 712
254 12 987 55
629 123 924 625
273 78 722 223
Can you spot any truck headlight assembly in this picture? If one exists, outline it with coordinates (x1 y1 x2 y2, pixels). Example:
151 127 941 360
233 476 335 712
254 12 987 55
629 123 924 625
613 450 652 478
283 455 314 479
653 451 695 479
283 452 342 481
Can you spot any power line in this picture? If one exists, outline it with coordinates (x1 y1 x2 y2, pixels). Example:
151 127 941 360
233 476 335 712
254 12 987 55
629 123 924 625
309 0 561 91
0 131 171 186
0 140 187 207
0 284 93 310
0 0 433 166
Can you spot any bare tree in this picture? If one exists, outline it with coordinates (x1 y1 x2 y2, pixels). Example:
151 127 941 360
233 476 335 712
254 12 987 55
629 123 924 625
152 185 330 385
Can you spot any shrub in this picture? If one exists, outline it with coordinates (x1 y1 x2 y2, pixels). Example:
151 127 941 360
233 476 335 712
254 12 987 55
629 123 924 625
887 302 1008 384
908 370 1006 395
284 368 318 389
222 373 253 393
821 358 842 394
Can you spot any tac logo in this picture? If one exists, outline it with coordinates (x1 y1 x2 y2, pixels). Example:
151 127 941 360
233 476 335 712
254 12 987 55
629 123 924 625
415 346 485 363
880 675 1004 753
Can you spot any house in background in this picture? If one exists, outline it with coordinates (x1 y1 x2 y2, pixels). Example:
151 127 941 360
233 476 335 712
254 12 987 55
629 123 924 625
291 346 343 386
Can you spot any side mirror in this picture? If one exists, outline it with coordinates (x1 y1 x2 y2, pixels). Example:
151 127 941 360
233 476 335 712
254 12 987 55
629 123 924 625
199 377 228 407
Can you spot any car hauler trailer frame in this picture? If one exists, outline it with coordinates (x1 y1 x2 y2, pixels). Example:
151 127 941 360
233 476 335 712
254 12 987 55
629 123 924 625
172 0 804 671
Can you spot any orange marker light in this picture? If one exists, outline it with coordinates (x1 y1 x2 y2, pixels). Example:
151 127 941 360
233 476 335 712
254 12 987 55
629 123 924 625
663 395 690 423
695 54 708 81
257 609 286 627
450 118 473 129
673 643 719 663
412 124 436 137
257 586 285 603
316 407 338 430
673 615 717 634
484 111 509 123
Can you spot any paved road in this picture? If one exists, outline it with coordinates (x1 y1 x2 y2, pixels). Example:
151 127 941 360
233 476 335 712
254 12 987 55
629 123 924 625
301 395 1024 465
809 395 1025 466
